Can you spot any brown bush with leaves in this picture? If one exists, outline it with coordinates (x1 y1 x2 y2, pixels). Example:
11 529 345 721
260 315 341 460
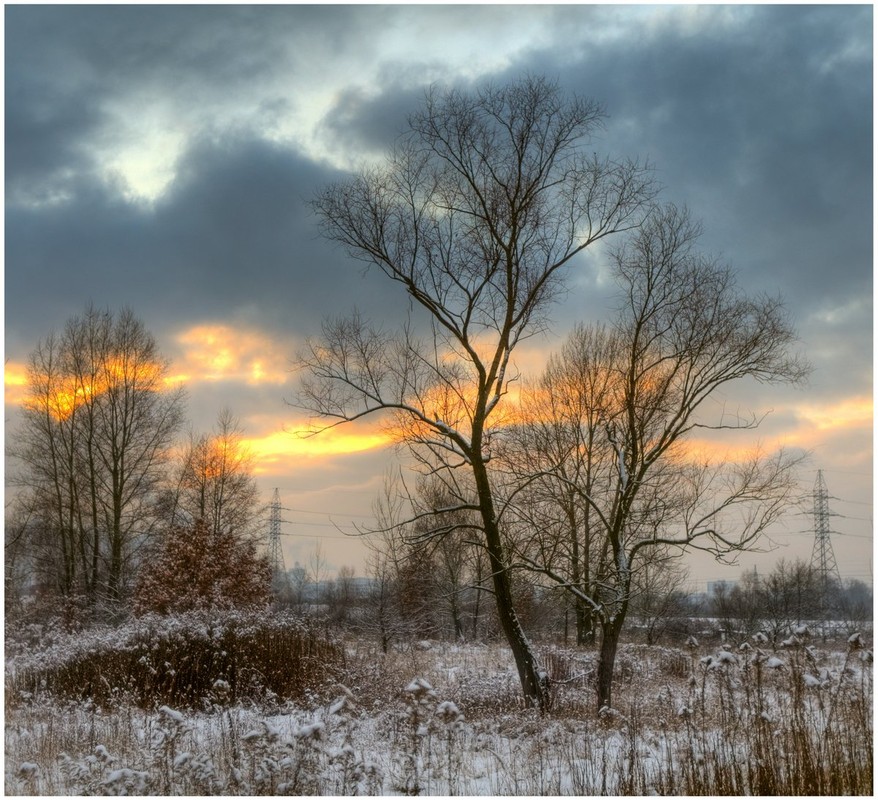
134 519 271 615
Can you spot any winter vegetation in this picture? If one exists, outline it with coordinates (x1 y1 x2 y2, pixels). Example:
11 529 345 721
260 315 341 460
5 611 873 795
4 76 872 796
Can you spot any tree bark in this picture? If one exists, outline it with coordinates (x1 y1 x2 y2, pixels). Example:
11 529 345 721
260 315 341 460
597 616 624 710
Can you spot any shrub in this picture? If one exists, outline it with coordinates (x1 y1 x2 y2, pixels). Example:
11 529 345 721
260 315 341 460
7 610 345 708
134 520 271 616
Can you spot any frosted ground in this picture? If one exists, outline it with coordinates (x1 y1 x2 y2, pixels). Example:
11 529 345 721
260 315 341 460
5 614 873 795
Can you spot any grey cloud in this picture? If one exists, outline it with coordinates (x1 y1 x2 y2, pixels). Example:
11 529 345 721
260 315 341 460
5 132 406 355
556 5 872 308
6 5 870 383
309 5 869 368
317 83 424 157
4 4 385 203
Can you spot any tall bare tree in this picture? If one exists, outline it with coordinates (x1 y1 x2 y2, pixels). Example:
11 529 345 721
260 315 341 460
298 76 655 707
10 306 185 607
506 204 809 709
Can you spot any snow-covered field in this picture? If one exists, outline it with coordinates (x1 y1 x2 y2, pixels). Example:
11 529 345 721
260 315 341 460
5 621 873 795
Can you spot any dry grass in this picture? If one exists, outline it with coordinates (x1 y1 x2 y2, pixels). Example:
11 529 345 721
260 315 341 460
6 610 345 709
5 626 873 795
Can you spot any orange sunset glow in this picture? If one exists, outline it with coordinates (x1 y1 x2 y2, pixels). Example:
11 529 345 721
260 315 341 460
4 361 29 407
242 425 392 472
174 324 293 385
7 357 168 421
794 395 873 432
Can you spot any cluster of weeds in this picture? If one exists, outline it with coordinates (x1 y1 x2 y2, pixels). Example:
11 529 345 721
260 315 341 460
7 609 345 709
653 629 873 795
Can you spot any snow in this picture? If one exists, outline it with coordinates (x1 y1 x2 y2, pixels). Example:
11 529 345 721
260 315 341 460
404 677 435 695
5 637 872 795
158 705 185 724
94 744 112 763
329 696 351 715
296 721 325 741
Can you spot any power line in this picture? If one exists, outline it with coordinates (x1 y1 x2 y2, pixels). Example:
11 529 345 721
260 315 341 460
280 505 374 519
279 531 353 540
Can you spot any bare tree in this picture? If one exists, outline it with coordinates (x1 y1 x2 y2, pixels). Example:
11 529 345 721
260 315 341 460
298 76 655 708
363 476 410 652
502 323 622 644
627 557 692 645
4 496 37 617
506 204 809 709
310 540 328 608
162 408 262 539
10 306 185 608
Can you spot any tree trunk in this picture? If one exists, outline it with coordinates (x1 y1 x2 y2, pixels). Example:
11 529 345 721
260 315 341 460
471 554 483 640
596 617 624 710
473 458 548 710
576 600 594 645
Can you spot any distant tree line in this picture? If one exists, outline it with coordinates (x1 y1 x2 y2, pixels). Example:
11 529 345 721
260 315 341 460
272 537 871 651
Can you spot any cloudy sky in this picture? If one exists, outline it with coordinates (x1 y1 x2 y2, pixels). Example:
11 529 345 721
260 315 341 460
4 3 873 586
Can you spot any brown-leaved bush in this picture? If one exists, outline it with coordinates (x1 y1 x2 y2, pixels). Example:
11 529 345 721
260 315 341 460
134 519 271 615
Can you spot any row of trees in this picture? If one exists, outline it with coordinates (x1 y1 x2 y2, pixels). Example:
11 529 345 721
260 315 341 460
278 548 870 650
5 309 266 619
710 559 873 641
298 75 810 710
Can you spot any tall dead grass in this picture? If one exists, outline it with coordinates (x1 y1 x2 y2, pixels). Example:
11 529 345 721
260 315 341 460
5 630 872 795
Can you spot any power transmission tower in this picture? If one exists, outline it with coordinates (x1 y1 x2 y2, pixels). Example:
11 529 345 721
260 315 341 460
809 469 841 613
268 488 290 596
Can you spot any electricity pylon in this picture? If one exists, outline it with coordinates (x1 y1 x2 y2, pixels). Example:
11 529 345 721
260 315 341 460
809 470 841 613
268 488 290 595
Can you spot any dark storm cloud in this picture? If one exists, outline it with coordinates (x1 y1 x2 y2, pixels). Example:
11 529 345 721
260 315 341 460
320 5 871 315
551 5 873 309
5 134 399 350
310 6 871 367
6 4 870 381
4 3 382 204
4 4 431 355
317 83 425 157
